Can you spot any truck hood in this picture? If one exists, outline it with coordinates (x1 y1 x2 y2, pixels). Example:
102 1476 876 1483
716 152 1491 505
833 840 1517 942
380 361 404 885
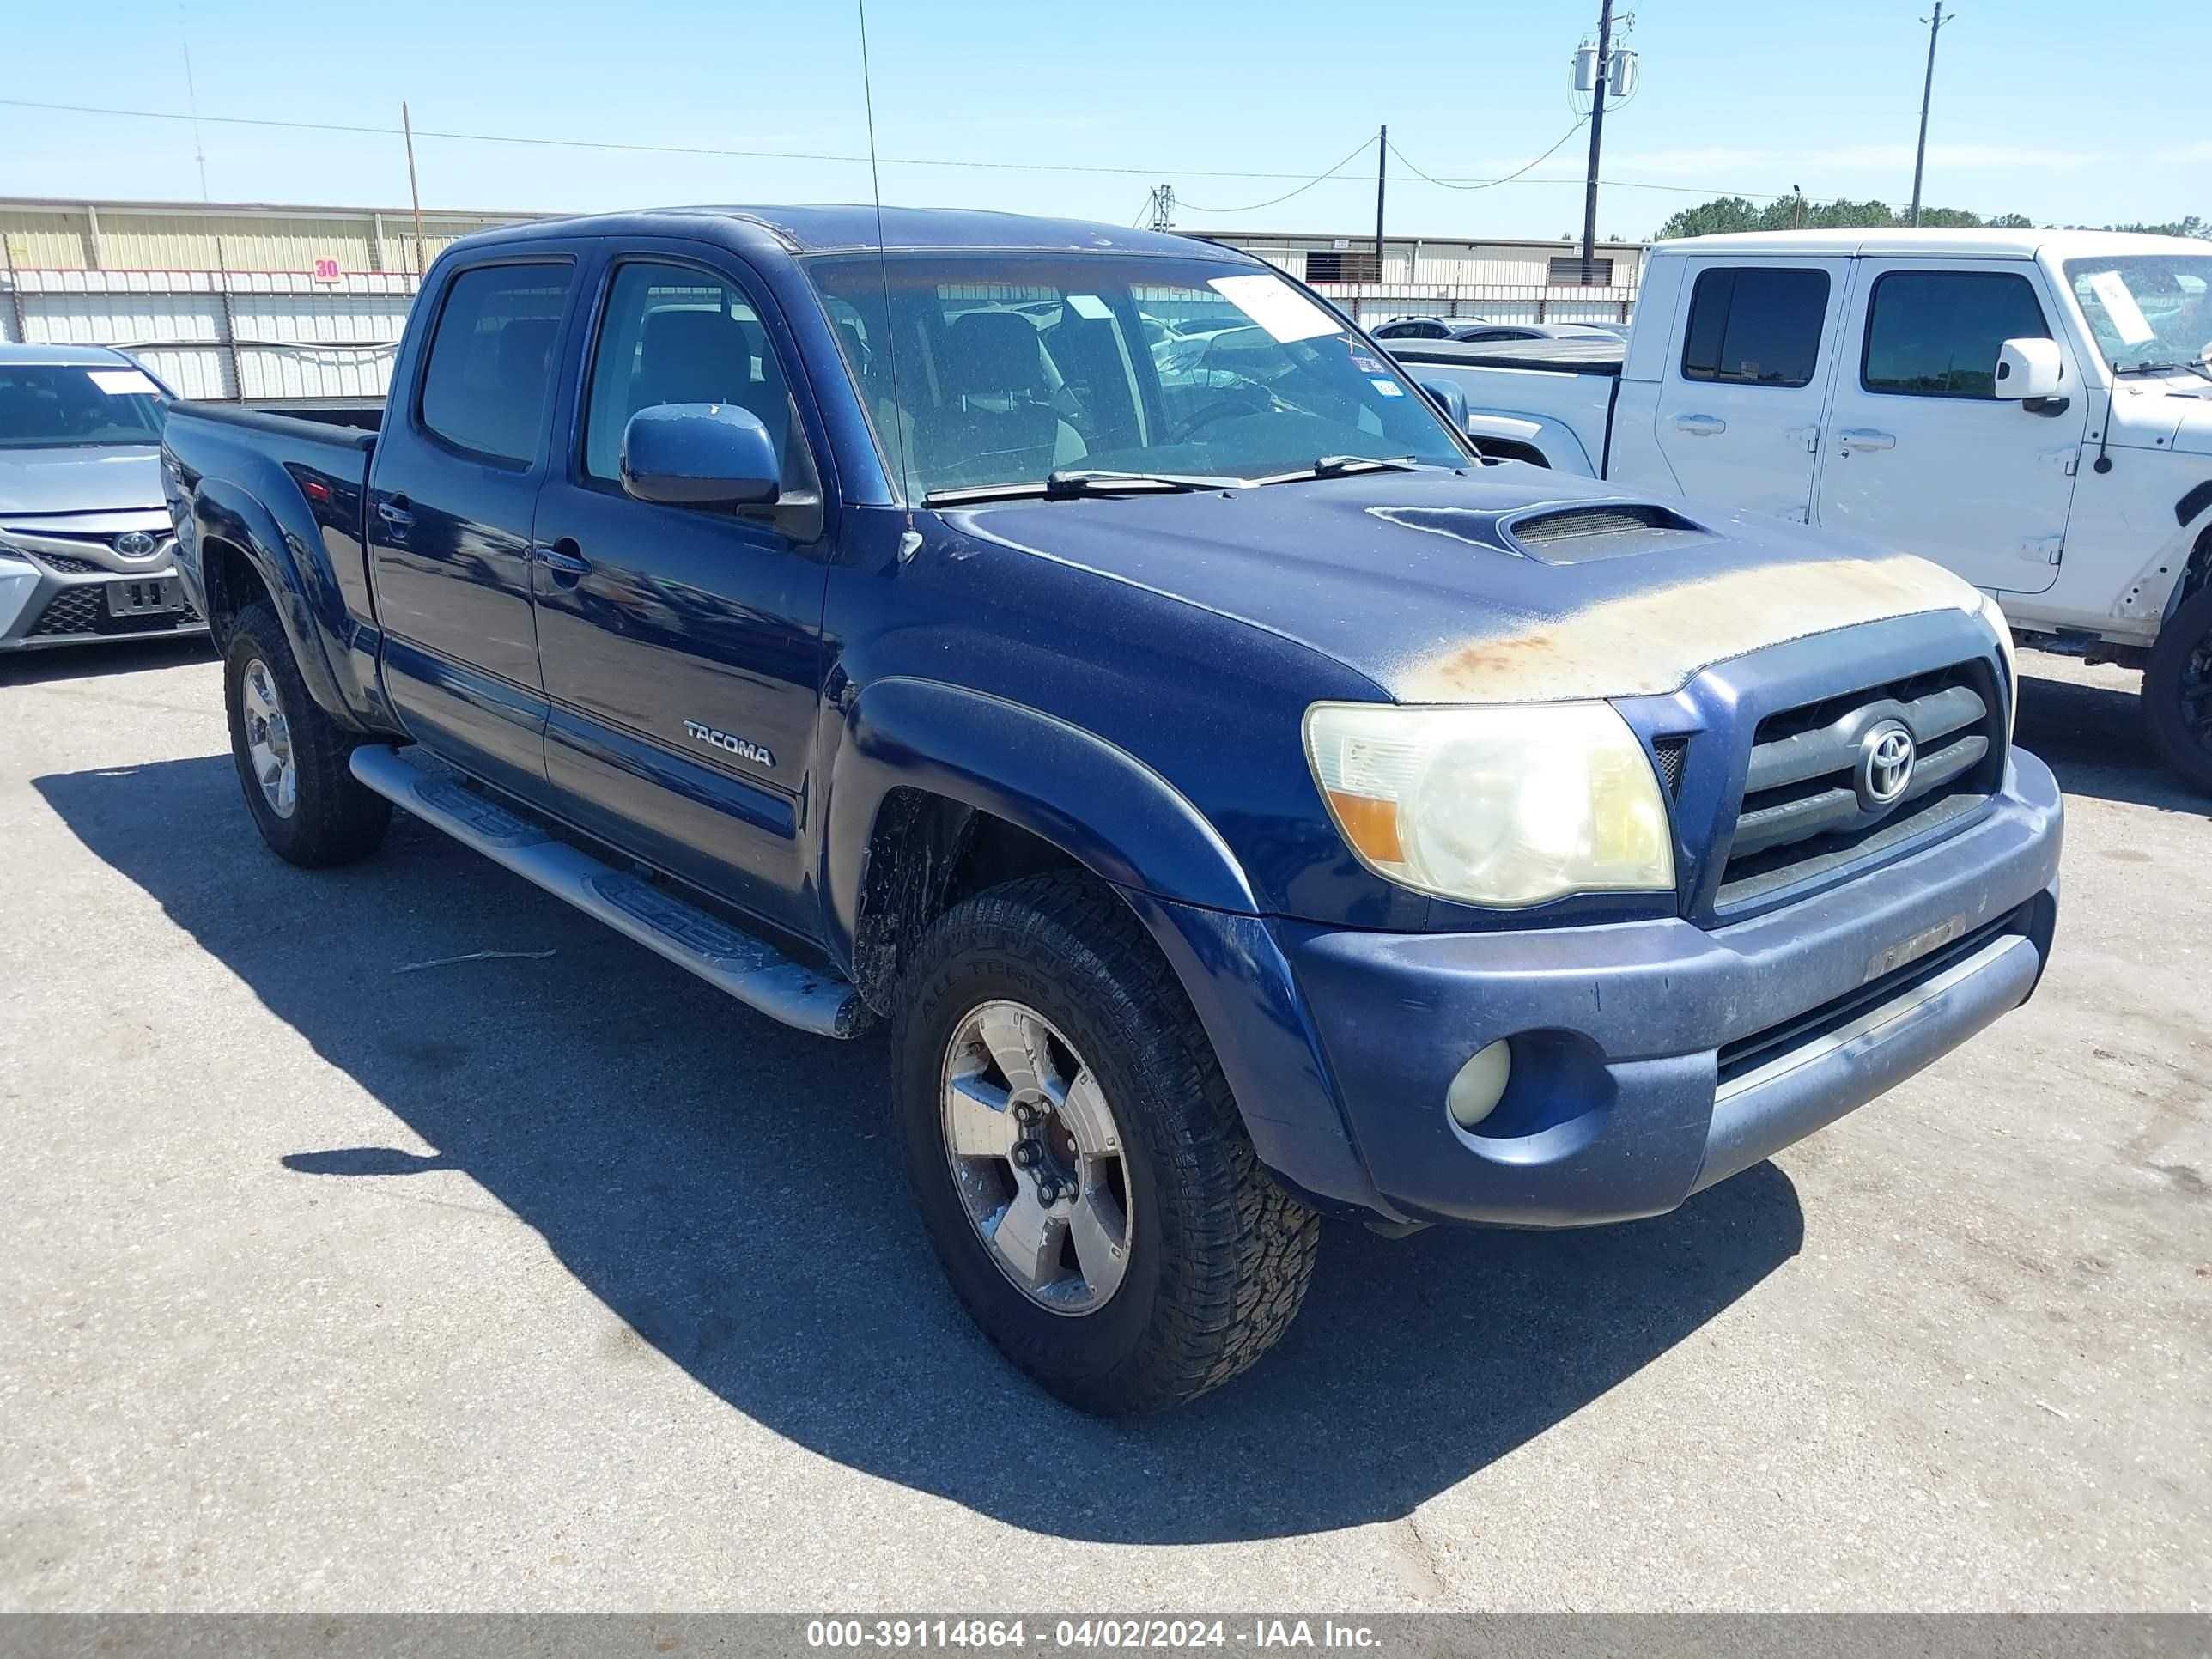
942 468 1984 703
2108 372 2212 457
0 445 164 518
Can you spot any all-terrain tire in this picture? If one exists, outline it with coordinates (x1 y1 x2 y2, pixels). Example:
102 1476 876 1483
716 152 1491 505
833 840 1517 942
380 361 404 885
892 873 1320 1415
2145 585 2212 796
223 600 392 866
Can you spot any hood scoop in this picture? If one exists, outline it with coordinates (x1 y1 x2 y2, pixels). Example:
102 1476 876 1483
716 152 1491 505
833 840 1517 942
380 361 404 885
1504 502 1711 564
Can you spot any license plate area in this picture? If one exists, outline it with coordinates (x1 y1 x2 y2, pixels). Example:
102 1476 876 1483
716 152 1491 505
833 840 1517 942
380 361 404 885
106 579 183 617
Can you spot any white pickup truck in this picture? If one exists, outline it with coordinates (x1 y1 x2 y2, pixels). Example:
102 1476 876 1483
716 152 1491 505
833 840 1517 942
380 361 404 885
1388 228 2212 789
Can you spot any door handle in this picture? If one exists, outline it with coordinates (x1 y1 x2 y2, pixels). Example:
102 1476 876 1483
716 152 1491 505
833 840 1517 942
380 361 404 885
1672 413 1728 436
535 539 591 580
375 495 413 528
1838 428 1896 452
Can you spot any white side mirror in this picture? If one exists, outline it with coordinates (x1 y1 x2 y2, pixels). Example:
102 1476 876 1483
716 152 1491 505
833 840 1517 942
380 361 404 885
1994 337 2064 403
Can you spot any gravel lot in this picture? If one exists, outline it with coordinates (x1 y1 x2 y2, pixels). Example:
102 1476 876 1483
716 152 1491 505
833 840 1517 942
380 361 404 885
1 637 2205 1613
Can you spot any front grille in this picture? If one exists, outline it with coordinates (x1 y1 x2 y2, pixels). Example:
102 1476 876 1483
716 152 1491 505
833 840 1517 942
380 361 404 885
30 551 102 574
26 584 202 641
1717 662 2003 911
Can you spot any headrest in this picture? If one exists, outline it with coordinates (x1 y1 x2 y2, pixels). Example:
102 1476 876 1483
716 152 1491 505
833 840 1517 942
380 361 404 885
945 310 1044 398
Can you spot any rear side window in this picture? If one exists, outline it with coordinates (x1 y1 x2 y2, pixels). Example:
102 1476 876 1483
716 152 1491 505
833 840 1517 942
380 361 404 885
417 263 572 465
1862 270 2051 398
1680 267 1830 387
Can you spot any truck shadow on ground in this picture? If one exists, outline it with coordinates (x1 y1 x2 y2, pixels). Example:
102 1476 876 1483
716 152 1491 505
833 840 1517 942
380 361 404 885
2015 663 2212 818
39 753 1804 1546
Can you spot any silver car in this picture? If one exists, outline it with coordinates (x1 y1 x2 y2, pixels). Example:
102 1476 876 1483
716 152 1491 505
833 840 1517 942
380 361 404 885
0 343 206 651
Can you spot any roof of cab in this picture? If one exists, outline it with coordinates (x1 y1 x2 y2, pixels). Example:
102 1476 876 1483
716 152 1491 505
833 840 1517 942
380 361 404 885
0 341 138 368
447 204 1255 262
1650 227 2208 262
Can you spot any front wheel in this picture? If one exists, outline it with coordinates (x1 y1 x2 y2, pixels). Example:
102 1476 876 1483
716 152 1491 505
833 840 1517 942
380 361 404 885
223 600 392 866
893 874 1319 1414
2144 586 2212 795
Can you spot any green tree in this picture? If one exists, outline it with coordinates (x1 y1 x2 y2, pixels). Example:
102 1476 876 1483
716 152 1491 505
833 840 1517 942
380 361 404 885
1655 197 1764 240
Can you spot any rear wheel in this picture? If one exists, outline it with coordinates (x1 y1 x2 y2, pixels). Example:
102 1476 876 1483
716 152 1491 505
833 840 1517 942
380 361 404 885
893 874 1319 1415
2145 586 2212 795
223 601 392 866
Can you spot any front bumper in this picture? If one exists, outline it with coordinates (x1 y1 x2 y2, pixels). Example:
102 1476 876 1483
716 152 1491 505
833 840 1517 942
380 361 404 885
0 552 207 651
1256 750 2063 1227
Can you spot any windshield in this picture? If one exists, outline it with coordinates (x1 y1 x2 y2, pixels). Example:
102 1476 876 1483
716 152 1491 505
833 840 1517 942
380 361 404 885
805 252 1467 498
0 362 167 450
2063 255 2212 372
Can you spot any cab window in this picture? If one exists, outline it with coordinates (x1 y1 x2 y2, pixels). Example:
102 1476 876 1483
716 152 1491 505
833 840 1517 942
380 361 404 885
1861 270 2051 398
1680 267 1830 387
416 263 572 465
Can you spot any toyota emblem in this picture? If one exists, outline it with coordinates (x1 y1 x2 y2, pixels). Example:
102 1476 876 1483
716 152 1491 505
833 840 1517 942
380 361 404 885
113 531 159 559
1856 720 1917 810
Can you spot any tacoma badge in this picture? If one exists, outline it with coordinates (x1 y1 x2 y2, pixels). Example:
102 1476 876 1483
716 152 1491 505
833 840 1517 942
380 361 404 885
682 720 775 769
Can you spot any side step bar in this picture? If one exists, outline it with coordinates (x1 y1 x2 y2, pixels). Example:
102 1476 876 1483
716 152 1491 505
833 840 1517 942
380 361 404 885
349 744 869 1039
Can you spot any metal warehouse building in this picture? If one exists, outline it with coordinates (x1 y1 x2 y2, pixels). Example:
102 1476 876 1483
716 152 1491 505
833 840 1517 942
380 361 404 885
2 196 1647 404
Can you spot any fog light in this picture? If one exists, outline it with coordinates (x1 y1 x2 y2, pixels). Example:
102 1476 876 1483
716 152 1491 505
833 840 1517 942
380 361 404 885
1447 1039 1513 1130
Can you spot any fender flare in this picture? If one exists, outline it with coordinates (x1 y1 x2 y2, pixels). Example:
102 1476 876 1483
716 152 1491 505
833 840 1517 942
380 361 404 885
1462 408 1596 475
823 677 1257 968
190 477 367 731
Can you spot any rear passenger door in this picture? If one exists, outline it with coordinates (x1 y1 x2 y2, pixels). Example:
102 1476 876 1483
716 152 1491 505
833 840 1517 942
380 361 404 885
528 250 832 936
1650 258 1850 522
1814 261 2086 596
369 254 580 799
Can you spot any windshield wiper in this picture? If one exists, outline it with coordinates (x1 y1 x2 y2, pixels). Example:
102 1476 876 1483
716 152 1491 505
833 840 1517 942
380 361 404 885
1252 454 1422 486
922 469 1240 507
2113 359 2212 380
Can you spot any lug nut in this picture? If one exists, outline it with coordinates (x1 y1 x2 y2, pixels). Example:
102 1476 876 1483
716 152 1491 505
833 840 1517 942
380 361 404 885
1012 1140 1042 1169
1014 1103 1039 1126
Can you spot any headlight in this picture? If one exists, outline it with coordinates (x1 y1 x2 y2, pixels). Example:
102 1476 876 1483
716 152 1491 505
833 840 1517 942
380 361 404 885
1304 701 1676 908
1976 592 2017 741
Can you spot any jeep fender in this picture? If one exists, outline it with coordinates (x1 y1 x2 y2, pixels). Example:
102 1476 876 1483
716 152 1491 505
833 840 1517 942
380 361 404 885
1463 409 1596 475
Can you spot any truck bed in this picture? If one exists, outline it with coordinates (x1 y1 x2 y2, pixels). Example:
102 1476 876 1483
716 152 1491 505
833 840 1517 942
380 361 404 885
1381 337 1625 378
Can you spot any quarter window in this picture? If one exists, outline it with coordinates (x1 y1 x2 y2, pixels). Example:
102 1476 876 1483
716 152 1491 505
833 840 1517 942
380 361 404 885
583 261 795 488
1680 267 1830 387
1862 270 2051 398
416 263 572 465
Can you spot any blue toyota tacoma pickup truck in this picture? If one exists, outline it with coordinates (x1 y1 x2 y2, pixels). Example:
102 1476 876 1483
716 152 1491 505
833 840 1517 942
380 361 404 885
162 206 2063 1414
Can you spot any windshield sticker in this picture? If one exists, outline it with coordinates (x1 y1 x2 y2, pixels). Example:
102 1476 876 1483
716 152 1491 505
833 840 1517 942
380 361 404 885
1207 274 1340 344
1065 293 1114 321
1370 378 1405 397
2085 270 2156 346
87 368 159 396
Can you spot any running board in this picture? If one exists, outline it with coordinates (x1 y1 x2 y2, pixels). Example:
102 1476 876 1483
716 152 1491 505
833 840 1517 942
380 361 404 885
349 744 869 1038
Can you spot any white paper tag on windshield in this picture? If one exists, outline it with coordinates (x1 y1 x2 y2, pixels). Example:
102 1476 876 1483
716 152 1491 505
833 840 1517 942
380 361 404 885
1207 274 1340 343
1065 293 1113 321
87 368 158 396
2085 270 2156 346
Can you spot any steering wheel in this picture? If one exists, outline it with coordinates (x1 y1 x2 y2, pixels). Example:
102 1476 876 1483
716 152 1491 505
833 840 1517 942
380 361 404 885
1170 383 1274 444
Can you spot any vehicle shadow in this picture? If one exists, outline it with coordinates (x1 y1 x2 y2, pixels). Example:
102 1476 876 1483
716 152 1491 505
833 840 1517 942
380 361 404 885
2015 660 2212 818
0 635 212 687
35 754 1804 1546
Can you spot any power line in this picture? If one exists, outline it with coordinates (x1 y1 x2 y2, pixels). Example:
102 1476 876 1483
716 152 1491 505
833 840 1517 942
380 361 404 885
1387 118 1589 192
1175 136 1377 216
0 95 1376 186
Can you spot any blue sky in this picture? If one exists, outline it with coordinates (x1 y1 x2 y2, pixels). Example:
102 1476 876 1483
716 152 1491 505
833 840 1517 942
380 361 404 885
3 0 2203 240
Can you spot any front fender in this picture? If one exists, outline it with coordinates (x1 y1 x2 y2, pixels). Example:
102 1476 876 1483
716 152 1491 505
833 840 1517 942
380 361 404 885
188 477 369 731
823 678 1257 966
1464 408 1597 475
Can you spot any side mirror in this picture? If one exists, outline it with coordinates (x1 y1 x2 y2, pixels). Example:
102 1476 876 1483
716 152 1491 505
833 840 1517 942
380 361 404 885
1418 376 1469 431
1994 337 2064 404
620 403 780 507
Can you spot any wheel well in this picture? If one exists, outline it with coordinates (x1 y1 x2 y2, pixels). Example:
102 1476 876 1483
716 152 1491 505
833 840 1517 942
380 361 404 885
849 788 1083 1015
199 535 271 651
2181 523 2212 611
1468 438 1551 468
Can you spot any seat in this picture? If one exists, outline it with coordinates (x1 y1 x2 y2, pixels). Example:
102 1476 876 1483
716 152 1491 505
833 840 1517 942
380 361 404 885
923 310 1064 488
632 307 789 458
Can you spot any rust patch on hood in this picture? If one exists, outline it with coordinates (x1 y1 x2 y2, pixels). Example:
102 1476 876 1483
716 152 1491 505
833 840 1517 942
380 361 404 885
1400 554 1984 704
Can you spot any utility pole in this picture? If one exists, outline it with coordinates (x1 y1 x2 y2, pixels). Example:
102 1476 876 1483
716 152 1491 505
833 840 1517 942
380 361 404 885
402 101 427 279
1373 125 1387 286
1147 185 1176 230
1909 3 1951 227
1578 0 1615 283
